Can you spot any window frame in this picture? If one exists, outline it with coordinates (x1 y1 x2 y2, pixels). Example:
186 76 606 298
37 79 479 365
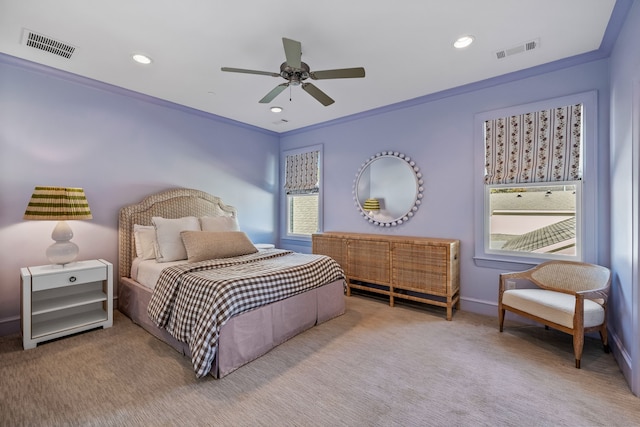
280 144 323 242
473 91 598 269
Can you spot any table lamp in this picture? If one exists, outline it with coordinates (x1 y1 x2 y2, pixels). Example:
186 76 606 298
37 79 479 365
363 198 380 216
24 186 92 265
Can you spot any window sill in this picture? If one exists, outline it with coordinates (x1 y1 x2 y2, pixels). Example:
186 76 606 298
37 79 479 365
281 235 312 243
473 256 537 271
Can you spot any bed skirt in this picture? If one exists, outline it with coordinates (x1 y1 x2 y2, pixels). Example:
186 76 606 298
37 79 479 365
118 277 345 378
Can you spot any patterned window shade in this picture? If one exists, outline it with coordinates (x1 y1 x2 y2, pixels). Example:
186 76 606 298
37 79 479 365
484 104 582 184
284 150 319 194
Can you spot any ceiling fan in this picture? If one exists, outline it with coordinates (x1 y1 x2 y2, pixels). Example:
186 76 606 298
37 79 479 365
221 37 365 106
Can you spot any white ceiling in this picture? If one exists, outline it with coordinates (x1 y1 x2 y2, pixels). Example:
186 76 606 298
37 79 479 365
0 0 617 133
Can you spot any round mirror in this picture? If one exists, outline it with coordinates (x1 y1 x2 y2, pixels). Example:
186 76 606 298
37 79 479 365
353 151 424 227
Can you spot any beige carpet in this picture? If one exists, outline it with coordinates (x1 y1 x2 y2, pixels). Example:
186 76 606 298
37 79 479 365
0 295 638 426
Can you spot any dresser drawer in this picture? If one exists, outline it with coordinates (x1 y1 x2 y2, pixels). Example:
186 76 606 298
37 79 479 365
31 266 107 291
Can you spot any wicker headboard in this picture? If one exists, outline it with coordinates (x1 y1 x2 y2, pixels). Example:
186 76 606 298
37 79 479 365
118 188 237 279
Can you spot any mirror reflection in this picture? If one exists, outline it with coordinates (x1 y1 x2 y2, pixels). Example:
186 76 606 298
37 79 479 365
354 151 423 227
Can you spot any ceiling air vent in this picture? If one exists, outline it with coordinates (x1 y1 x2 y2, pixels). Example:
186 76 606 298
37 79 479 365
21 29 76 59
495 39 539 60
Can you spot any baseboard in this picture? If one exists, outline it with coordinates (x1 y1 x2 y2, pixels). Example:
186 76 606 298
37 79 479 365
459 296 500 317
459 296 535 324
0 315 20 337
459 296 534 320
609 328 635 395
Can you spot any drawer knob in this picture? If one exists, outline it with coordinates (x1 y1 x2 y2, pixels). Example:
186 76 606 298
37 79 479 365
69 276 77 283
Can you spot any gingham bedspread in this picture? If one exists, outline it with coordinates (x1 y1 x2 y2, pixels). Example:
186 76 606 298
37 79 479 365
147 249 345 378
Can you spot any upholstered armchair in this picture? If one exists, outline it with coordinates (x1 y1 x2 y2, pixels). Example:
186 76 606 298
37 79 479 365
498 260 611 368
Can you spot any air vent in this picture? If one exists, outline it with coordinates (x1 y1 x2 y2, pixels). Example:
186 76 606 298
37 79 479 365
272 119 289 125
21 29 76 59
495 39 539 60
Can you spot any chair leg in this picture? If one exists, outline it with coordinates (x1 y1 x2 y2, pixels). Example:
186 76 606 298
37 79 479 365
600 326 610 353
573 333 584 369
499 308 505 332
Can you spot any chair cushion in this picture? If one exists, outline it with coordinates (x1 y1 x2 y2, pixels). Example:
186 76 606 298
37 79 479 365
502 289 604 329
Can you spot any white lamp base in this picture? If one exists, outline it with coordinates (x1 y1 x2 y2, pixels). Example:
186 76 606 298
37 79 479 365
46 221 79 265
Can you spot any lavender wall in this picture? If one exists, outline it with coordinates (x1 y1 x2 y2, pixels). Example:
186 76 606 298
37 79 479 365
1 9 636 393
0 55 279 334
609 0 640 395
280 59 611 317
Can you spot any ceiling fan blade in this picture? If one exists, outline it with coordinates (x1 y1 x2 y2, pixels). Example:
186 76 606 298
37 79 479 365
221 67 280 77
259 83 289 103
302 82 334 106
282 38 302 69
310 67 366 80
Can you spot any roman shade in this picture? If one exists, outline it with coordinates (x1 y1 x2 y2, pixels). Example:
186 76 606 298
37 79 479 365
484 104 582 185
284 150 319 194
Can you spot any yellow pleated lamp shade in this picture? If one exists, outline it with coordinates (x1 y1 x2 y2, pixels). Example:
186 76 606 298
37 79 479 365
24 186 92 220
363 198 380 211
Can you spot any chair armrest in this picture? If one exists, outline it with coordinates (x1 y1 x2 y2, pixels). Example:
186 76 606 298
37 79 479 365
499 270 530 291
577 285 610 305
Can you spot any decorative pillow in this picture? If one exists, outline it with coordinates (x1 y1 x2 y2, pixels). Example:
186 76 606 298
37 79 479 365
200 215 240 232
180 231 258 262
152 216 200 262
133 224 156 260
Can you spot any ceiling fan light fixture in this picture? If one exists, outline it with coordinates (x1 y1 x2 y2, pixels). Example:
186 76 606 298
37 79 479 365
132 53 152 64
454 35 475 49
270 106 283 113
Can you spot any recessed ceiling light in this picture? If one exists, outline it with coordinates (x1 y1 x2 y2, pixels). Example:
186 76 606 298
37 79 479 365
132 53 152 64
270 106 283 113
454 35 475 49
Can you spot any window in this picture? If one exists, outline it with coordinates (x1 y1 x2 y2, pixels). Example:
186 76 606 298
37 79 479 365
283 145 322 238
474 92 598 267
287 193 319 235
486 182 580 258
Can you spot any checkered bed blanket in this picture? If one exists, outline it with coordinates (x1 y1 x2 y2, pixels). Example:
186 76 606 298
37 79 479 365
147 249 345 378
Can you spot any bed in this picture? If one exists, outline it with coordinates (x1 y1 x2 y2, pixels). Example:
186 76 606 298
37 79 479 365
117 188 346 378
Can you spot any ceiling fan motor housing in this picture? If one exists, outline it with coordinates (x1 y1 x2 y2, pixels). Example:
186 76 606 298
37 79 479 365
280 62 310 85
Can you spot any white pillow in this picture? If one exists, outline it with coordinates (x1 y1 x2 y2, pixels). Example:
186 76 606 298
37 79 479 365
152 216 201 262
133 224 156 260
200 216 240 232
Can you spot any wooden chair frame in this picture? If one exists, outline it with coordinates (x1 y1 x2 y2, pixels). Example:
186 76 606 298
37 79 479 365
498 260 611 368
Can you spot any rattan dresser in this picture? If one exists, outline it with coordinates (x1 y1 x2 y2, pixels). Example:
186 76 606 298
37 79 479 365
312 232 460 320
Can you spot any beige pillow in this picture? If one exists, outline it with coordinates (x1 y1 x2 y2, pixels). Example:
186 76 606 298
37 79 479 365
152 216 201 262
180 231 258 262
200 216 240 232
133 224 156 260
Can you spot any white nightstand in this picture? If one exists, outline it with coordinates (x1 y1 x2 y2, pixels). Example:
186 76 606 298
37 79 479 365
20 259 113 350
254 243 275 250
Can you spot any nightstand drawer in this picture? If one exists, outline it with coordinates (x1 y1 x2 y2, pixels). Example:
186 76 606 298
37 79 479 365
31 266 106 291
